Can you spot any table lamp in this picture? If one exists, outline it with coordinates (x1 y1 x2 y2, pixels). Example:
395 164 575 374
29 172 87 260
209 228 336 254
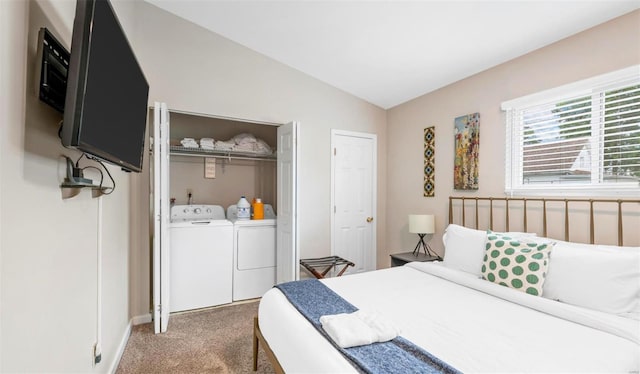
408 214 440 258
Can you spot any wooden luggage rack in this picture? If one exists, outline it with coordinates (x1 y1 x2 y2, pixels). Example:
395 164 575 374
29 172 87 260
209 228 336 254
299 256 354 279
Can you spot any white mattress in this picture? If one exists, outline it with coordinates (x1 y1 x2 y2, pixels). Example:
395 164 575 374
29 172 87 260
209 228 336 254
258 263 640 373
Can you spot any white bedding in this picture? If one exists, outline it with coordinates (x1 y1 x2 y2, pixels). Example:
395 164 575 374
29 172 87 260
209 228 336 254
258 263 640 373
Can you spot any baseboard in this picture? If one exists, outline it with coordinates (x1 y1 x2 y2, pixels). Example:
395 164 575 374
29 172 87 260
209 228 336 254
131 313 152 325
106 314 150 373
108 320 131 374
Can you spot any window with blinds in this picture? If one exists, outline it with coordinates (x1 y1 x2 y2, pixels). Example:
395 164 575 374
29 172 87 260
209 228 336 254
502 66 640 196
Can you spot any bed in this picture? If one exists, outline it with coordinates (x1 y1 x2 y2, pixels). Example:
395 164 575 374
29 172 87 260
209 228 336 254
254 196 640 373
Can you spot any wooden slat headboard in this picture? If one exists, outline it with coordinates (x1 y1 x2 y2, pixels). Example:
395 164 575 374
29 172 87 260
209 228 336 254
448 196 640 246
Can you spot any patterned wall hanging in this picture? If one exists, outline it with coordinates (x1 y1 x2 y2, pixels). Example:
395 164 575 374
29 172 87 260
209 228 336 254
454 113 480 190
423 126 435 197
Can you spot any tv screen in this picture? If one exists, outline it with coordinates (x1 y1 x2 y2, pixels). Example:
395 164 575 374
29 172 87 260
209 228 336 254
62 0 149 173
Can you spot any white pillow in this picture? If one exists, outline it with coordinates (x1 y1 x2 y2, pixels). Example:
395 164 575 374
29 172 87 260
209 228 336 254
543 240 640 316
442 224 536 277
442 224 487 276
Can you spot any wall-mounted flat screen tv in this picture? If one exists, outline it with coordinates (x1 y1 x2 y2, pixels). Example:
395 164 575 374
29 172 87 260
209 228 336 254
62 0 149 173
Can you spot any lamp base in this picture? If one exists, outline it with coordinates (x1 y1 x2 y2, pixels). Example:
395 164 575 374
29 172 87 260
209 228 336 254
412 234 441 259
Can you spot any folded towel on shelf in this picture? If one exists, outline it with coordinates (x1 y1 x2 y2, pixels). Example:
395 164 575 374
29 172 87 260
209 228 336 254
233 143 256 153
254 139 272 154
200 137 215 150
214 140 234 151
180 137 199 148
231 133 257 145
319 310 400 348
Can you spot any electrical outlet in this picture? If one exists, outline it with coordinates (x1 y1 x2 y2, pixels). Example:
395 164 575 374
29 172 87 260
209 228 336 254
92 343 102 367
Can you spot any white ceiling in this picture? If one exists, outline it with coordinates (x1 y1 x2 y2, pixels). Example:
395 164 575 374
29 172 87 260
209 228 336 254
145 1 640 109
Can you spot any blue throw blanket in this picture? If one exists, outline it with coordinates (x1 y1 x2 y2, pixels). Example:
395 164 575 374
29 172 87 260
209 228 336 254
275 279 461 374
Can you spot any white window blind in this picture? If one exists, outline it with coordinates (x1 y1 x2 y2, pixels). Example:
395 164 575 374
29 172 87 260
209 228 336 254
502 66 640 196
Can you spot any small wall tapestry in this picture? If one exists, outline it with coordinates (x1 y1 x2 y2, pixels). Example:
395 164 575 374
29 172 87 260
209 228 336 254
454 113 480 190
423 126 435 197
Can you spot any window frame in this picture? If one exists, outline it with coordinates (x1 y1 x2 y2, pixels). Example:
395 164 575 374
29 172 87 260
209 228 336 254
502 65 640 197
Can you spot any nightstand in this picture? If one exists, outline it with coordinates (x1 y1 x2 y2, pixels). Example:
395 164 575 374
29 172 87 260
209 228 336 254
390 252 440 267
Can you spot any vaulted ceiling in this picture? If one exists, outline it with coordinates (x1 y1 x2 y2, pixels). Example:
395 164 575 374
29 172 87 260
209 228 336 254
145 1 640 109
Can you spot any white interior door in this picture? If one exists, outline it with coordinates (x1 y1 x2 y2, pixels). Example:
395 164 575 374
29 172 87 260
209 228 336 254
276 121 299 283
152 102 171 333
331 130 377 273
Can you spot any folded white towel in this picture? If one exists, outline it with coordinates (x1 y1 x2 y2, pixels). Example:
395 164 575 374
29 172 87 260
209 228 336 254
319 310 400 348
200 138 215 150
231 133 257 145
254 139 273 154
200 137 215 145
233 143 255 152
215 140 234 151
180 138 199 148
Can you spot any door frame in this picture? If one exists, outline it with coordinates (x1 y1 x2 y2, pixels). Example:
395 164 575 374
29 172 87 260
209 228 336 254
330 129 378 272
151 106 299 333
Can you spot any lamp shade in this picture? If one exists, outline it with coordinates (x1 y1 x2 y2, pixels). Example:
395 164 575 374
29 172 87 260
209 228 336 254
408 214 435 234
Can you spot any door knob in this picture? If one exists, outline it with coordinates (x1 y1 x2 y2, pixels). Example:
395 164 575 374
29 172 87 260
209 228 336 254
366 217 373 223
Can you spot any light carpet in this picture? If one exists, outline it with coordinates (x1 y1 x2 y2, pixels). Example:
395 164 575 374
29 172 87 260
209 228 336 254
116 300 275 373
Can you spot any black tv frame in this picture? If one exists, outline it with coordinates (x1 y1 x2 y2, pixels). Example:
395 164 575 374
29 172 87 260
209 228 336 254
61 0 149 173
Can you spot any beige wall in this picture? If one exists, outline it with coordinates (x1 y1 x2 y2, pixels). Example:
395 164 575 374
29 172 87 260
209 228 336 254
128 2 388 320
1 0 135 371
2 1 637 370
386 10 640 258
170 157 277 210
168 112 277 209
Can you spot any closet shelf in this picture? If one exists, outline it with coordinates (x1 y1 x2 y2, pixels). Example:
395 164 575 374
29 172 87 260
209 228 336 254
169 145 277 161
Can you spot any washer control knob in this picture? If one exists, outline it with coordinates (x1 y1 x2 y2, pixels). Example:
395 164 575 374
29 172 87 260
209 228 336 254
206 208 212 214
183 208 189 214
194 208 202 214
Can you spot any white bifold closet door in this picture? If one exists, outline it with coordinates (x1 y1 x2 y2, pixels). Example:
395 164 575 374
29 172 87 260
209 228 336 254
276 121 300 284
152 102 171 334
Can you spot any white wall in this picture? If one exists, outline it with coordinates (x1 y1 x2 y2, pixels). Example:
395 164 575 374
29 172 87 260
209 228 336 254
386 10 640 258
128 2 388 319
1 0 134 371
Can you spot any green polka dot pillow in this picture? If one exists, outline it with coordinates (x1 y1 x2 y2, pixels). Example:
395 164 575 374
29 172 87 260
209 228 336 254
481 231 554 296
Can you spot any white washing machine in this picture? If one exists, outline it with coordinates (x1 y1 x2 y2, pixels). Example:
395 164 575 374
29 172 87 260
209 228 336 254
169 204 233 312
227 204 277 301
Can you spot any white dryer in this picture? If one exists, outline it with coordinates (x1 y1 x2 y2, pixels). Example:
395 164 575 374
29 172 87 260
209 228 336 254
169 205 233 312
227 204 277 301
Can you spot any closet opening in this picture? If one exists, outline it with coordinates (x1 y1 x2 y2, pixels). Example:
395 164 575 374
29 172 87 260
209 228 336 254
150 105 299 333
